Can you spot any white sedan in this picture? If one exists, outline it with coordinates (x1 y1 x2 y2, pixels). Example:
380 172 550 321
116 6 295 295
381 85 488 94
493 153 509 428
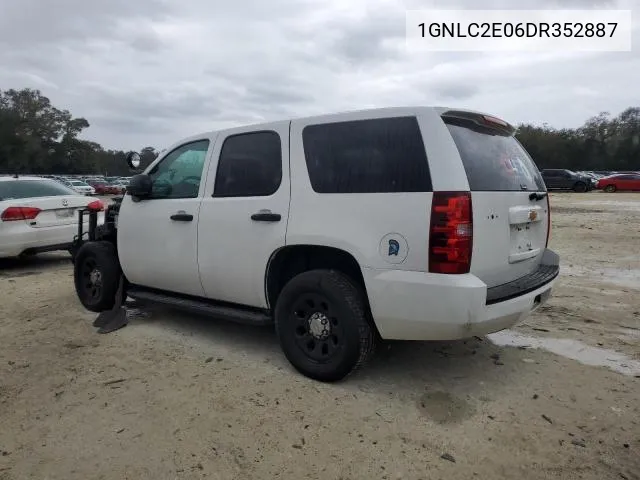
0 176 105 258
66 179 96 196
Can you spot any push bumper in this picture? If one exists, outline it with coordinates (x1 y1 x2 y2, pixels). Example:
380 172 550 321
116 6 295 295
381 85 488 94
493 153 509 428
363 249 559 341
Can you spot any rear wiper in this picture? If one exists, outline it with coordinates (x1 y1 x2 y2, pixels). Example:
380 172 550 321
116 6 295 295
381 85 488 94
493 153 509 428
529 192 548 201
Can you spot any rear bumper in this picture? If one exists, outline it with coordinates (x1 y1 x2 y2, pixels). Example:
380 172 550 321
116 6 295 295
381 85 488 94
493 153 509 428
363 249 559 341
0 214 105 258
0 224 77 257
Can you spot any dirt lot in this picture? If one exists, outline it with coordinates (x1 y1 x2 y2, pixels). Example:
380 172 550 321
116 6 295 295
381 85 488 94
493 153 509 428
0 193 638 480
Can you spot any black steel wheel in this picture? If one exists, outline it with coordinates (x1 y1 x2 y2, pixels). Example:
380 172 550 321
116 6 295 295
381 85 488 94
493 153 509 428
73 241 121 312
290 292 345 362
275 269 376 382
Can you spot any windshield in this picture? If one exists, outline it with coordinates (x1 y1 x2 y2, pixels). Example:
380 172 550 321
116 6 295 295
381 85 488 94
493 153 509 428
0 179 77 200
70 181 87 186
445 119 546 192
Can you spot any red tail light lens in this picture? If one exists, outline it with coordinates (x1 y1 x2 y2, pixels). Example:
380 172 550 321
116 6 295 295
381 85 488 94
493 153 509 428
429 192 473 274
545 195 551 248
1 206 42 222
87 200 104 212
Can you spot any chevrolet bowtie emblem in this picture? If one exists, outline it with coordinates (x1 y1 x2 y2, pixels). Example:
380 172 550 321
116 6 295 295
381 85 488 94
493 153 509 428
528 210 538 221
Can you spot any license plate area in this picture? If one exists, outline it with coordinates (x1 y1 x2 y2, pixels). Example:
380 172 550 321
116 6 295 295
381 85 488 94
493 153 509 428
55 208 76 218
509 222 539 263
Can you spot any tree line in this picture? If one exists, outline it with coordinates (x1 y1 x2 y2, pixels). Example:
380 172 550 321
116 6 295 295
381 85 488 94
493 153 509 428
0 88 158 176
0 88 638 175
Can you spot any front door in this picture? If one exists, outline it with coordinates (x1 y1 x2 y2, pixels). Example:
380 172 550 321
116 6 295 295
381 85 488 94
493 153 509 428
197 122 291 308
117 138 212 296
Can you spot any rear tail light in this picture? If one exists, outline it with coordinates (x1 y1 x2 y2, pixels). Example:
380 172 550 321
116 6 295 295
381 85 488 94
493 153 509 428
429 192 473 274
1 206 42 222
546 195 551 248
87 200 104 212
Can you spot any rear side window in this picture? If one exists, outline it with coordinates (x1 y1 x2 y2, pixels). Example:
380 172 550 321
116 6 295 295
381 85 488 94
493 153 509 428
213 131 282 197
0 179 76 200
445 120 546 192
302 117 432 193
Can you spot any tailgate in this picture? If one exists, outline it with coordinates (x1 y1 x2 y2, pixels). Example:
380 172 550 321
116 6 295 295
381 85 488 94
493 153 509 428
442 111 550 288
472 191 549 287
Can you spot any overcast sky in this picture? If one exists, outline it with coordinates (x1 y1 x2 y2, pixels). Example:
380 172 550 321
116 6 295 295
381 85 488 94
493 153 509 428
0 0 637 151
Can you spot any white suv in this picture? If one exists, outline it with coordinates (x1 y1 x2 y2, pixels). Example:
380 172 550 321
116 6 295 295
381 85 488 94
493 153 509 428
70 107 559 382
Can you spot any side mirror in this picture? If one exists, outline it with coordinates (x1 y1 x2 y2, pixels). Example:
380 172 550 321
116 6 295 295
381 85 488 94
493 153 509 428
126 174 152 199
126 152 141 170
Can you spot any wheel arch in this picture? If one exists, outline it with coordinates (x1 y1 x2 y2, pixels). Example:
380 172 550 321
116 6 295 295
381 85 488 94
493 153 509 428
264 244 369 311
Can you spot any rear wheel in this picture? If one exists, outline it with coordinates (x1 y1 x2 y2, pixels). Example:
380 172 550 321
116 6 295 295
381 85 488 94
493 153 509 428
274 269 376 382
74 241 121 312
573 182 587 193
604 184 617 193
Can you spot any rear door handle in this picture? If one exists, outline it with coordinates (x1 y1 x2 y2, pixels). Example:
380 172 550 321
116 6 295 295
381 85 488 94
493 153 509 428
529 192 548 201
170 212 193 222
251 211 281 222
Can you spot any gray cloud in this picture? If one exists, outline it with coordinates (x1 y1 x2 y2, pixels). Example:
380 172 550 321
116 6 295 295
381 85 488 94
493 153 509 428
430 81 479 100
0 0 636 150
0 0 171 47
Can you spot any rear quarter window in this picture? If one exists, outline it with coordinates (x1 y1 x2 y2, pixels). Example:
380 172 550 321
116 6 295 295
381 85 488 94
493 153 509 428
302 116 432 193
445 120 546 192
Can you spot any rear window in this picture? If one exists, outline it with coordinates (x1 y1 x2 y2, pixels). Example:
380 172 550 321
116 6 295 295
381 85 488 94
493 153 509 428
445 119 546 192
0 179 77 200
302 116 432 193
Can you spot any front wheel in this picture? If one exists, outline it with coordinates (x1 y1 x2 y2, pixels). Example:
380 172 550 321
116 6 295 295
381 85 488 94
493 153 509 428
74 241 122 312
604 184 617 193
573 182 587 193
274 270 376 382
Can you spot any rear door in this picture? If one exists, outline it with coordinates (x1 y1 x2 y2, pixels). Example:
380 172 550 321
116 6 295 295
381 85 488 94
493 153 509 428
197 122 290 308
443 114 549 288
618 174 640 190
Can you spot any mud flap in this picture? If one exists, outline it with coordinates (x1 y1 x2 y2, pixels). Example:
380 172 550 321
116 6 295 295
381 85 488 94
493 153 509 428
93 275 128 334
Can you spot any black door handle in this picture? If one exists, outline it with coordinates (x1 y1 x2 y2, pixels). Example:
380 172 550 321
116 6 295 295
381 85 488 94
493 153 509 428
529 192 548 201
251 212 281 222
170 213 193 221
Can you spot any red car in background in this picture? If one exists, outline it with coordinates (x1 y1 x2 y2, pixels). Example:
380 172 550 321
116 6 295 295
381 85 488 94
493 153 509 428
87 181 119 195
596 173 640 192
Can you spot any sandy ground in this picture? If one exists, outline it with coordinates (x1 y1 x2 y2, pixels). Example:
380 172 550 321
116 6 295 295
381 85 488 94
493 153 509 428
0 192 638 480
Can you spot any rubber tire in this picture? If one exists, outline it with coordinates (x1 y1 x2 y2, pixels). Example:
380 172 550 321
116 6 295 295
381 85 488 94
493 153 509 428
573 182 587 193
73 241 121 313
604 184 617 193
274 269 376 382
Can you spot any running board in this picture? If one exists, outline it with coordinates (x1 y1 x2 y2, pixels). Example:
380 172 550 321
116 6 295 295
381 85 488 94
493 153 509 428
126 287 273 326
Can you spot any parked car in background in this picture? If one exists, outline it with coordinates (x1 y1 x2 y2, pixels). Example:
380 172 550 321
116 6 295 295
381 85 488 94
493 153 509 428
540 169 595 192
87 181 115 195
106 180 126 194
66 180 96 196
578 171 604 181
596 173 640 192
0 176 104 258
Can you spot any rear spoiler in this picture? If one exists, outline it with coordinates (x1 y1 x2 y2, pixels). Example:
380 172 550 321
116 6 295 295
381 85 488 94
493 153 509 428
441 110 516 136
